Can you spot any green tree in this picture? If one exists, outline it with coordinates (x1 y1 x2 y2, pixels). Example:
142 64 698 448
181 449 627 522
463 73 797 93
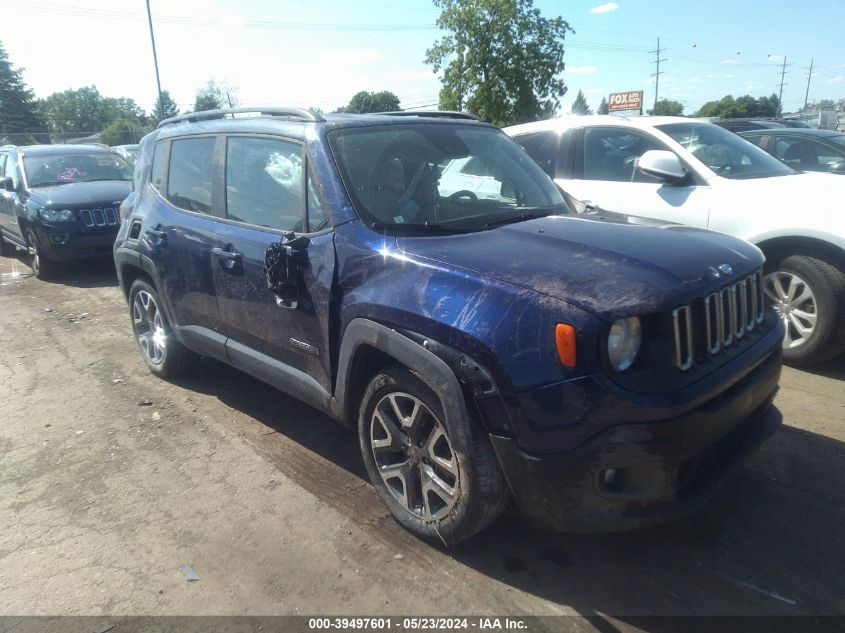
425 0 573 126
694 93 779 119
38 85 145 141
150 90 179 126
0 41 49 144
99 118 144 146
193 79 239 112
336 90 400 113
648 99 684 116
570 89 592 115
597 96 609 114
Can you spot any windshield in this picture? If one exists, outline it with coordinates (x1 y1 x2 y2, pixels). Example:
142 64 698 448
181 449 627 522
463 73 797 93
656 122 796 180
328 124 566 232
24 152 133 187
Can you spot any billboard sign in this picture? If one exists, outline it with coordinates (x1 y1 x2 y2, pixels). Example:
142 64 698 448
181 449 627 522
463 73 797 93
608 91 644 114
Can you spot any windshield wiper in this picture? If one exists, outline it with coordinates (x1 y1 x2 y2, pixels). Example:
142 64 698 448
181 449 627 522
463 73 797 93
370 221 477 234
31 180 73 187
483 209 557 229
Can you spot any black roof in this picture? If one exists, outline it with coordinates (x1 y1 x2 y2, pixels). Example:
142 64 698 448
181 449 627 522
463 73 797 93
14 144 116 155
738 127 844 139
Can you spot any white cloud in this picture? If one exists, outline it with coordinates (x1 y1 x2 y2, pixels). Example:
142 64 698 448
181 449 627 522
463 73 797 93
827 75 845 83
316 49 383 69
589 3 619 14
719 59 738 65
384 70 435 81
767 55 784 63
565 66 599 74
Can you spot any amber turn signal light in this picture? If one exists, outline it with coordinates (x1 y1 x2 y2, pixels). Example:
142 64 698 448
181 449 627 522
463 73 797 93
555 324 577 368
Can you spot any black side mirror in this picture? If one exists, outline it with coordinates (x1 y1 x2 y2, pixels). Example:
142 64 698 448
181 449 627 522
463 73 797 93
1 177 14 192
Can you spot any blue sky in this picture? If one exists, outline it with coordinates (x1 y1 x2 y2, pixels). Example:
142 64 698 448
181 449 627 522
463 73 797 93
1 0 843 117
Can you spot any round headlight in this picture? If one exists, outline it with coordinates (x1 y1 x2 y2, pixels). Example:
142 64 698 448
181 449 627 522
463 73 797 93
607 316 642 372
40 208 74 222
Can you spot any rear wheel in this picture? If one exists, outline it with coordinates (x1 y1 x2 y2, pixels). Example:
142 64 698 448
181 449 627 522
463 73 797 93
358 365 509 544
128 279 197 377
764 255 845 365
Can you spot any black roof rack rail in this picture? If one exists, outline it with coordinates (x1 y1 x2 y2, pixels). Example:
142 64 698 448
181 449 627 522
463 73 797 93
157 107 325 129
377 110 481 121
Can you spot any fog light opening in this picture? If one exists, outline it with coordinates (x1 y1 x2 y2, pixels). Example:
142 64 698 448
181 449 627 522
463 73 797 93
49 234 68 245
602 468 617 485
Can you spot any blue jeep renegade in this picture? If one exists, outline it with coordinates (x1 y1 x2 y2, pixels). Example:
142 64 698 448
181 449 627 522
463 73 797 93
114 107 783 544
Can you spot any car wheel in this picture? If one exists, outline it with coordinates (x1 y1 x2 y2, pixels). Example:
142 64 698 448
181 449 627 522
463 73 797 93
128 278 197 377
26 230 54 279
764 255 845 365
358 365 509 544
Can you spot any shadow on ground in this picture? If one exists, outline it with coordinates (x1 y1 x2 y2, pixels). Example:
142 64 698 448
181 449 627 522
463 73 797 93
796 355 845 381
172 358 844 621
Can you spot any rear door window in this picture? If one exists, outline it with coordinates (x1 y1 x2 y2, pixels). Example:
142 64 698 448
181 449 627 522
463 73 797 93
516 131 560 178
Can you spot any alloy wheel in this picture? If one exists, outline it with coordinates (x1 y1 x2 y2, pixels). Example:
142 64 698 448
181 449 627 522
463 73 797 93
764 271 817 349
370 392 459 521
133 290 167 365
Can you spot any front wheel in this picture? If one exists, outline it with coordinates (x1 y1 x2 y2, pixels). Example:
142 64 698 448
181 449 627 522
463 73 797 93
764 255 845 365
128 279 197 377
26 230 54 279
358 366 509 544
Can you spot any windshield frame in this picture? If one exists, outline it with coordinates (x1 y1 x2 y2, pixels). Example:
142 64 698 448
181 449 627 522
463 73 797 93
655 121 798 180
23 151 133 188
327 123 568 234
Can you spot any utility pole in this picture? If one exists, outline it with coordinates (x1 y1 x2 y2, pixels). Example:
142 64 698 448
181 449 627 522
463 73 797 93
803 58 814 112
145 0 164 121
650 37 667 113
777 56 788 117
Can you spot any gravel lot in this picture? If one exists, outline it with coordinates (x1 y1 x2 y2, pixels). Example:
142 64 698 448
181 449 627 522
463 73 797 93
1 252 843 629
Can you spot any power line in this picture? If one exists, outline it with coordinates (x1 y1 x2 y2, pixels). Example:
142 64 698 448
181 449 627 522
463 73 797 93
804 59 814 111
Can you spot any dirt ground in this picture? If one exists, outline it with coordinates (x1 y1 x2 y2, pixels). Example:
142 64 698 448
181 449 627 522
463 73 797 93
0 251 843 629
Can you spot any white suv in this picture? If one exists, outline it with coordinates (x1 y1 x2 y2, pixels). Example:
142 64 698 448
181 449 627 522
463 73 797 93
506 115 845 365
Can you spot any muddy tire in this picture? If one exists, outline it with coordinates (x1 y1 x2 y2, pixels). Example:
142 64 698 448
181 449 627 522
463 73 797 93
26 230 54 280
764 255 845 365
358 365 509 545
128 278 197 378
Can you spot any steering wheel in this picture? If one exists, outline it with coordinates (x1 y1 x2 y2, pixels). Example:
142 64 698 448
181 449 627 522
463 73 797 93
447 189 478 201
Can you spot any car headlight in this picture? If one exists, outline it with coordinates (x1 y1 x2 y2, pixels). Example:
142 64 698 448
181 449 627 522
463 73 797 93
607 316 642 371
39 208 75 222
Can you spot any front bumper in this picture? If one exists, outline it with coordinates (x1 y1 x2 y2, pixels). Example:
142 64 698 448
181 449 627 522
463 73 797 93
35 225 118 262
491 344 782 532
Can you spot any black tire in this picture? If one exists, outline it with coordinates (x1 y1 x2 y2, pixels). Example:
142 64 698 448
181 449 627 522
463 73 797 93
358 365 509 545
26 230 55 280
765 255 845 365
128 278 197 377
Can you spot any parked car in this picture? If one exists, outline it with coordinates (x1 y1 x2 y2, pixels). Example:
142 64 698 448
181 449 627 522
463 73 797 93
738 127 845 174
0 144 133 278
505 115 845 365
713 118 810 133
112 144 140 167
115 107 783 544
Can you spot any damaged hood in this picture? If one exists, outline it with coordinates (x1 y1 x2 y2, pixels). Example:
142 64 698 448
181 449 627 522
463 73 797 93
397 214 763 319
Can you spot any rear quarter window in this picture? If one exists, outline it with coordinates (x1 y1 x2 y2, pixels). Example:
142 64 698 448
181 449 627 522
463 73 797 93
167 137 215 214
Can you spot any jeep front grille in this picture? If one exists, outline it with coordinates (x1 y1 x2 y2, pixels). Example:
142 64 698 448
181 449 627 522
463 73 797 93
673 270 765 371
79 208 119 227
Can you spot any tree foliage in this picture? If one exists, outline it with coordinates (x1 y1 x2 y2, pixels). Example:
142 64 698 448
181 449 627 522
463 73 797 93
597 97 609 115
336 90 400 113
150 90 180 126
648 99 684 116
425 0 573 126
38 85 145 140
0 41 49 144
99 118 145 146
694 93 780 119
193 79 239 112
570 90 592 115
